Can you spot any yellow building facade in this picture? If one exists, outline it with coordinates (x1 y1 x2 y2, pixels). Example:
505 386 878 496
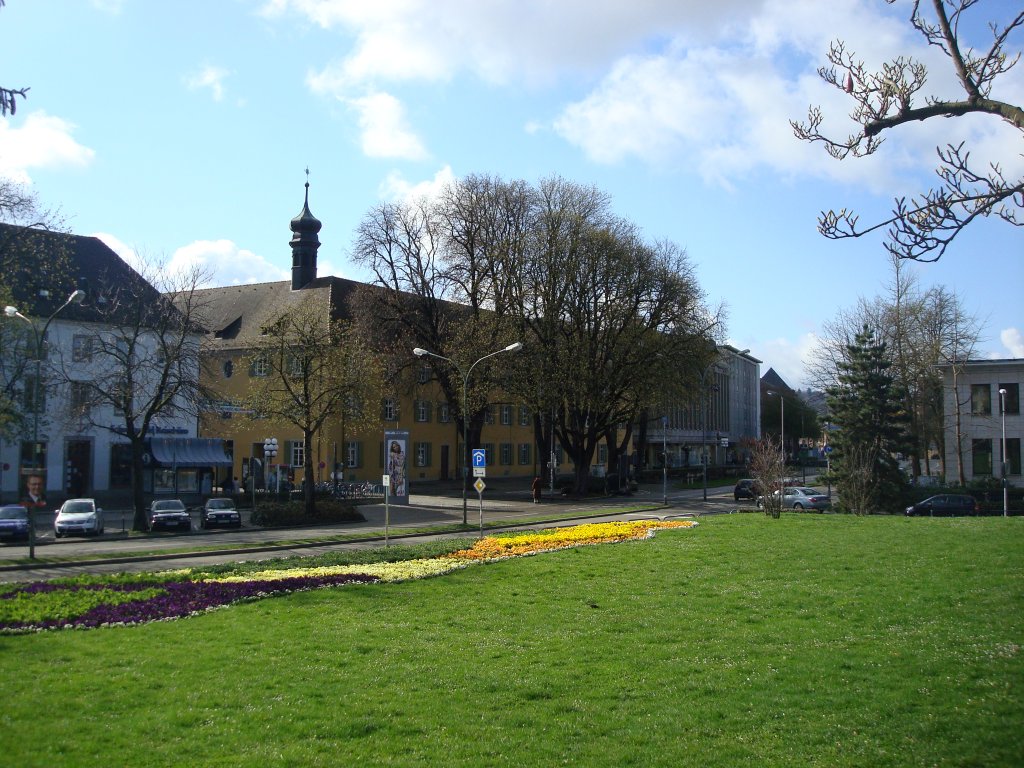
195 183 545 491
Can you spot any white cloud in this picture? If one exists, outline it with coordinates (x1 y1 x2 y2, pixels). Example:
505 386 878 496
749 332 822 391
348 91 428 160
1001 328 1024 358
0 112 95 183
185 65 231 102
275 0 1019 192
94 234 289 287
168 240 289 285
379 165 455 203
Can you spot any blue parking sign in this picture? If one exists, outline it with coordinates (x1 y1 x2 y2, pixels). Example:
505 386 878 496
472 448 486 467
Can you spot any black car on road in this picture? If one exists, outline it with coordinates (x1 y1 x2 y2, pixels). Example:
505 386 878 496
149 499 192 532
733 479 760 502
202 498 241 529
905 494 979 517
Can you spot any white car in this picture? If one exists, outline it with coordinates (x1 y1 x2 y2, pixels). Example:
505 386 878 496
54 498 105 537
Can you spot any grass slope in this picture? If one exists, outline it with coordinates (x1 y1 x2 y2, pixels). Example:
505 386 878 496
1 515 1022 767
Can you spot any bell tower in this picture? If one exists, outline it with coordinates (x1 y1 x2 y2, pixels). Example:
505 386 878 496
289 168 322 290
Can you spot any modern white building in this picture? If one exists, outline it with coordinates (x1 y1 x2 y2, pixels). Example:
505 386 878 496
939 358 1022 487
643 345 762 470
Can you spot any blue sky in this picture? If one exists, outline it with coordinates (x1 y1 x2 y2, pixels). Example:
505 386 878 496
2 0 1021 389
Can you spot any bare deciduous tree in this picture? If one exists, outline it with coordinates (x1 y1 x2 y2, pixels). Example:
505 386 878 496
792 0 1024 262
242 295 383 515
749 438 786 519
0 2 30 117
58 260 215 530
834 442 880 516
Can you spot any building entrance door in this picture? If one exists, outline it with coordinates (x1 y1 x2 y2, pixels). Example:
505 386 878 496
65 440 91 497
440 445 450 481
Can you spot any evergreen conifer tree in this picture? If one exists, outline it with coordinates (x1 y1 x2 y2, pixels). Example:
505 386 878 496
826 325 910 513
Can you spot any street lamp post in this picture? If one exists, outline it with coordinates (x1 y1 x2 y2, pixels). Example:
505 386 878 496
768 390 785 468
4 289 86 559
413 342 523 525
700 366 712 502
998 388 1008 517
263 437 278 497
662 415 668 506
824 420 832 498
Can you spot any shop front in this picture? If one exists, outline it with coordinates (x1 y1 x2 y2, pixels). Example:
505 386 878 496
146 437 233 503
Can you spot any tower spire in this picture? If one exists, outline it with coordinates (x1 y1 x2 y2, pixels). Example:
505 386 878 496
290 168 321 290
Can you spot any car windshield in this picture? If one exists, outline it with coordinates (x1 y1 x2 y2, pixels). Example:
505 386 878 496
208 500 234 510
0 507 27 520
63 501 93 514
153 501 185 512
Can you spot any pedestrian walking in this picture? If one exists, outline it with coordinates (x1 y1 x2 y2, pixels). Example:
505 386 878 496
531 476 542 504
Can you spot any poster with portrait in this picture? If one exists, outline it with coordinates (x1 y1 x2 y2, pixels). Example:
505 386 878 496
21 470 47 509
384 430 409 505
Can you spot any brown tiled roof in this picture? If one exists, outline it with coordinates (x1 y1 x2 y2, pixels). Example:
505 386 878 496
194 276 364 351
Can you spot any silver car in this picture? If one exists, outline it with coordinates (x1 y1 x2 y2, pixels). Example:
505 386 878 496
54 498 105 537
758 487 832 512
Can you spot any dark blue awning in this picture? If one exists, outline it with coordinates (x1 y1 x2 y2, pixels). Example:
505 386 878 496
149 438 232 467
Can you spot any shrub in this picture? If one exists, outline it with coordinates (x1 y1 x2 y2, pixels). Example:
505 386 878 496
250 499 365 528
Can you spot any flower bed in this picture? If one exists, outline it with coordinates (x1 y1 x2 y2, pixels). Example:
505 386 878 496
0 520 695 633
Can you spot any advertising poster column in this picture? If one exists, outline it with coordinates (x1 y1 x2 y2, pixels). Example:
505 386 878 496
384 430 410 505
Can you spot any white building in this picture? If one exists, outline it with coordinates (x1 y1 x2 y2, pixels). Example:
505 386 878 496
644 345 762 470
939 359 1022 487
0 224 225 505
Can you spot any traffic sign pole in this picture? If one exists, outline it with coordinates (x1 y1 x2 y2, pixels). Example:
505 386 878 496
474 477 486 537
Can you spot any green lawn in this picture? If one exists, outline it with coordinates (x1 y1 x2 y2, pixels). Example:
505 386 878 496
1 514 1022 767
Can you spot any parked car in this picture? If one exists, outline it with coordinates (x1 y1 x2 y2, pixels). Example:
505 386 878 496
149 499 192 532
733 479 760 502
758 487 832 512
0 505 30 542
54 498 104 537
905 494 979 517
202 497 241 529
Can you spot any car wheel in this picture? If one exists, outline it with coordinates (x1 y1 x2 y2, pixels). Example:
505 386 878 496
794 503 804 510
55 530 62 538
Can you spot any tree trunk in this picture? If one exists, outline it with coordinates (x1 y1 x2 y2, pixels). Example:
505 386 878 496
130 438 148 532
303 429 315 514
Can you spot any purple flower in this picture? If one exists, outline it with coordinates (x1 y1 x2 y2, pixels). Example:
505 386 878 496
1 573 378 632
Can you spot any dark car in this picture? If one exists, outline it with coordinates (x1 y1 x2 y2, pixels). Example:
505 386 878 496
905 494 979 517
149 499 192 532
0 505 30 542
202 498 241 529
733 479 760 502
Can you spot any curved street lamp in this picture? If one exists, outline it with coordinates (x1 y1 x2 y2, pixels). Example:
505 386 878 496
4 289 86 558
413 342 523 525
